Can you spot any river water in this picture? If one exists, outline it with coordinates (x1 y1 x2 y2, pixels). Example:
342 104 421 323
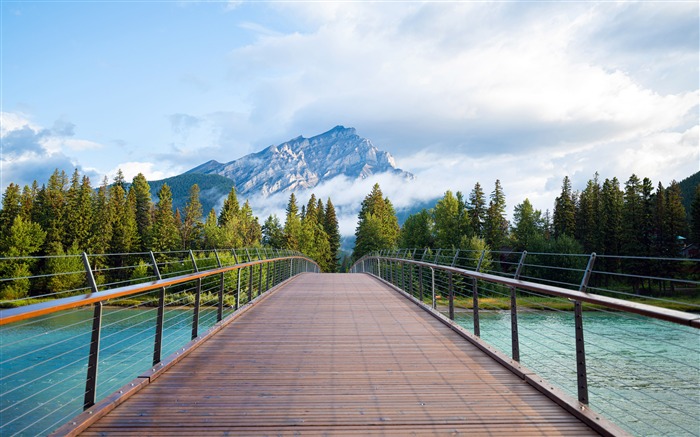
1 308 698 436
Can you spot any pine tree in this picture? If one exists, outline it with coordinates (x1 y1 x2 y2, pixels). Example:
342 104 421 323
90 177 113 256
238 200 262 247
352 183 399 260
36 169 68 250
109 179 138 254
305 194 318 226
131 173 153 251
324 198 341 272
399 209 434 249
181 184 203 249
691 185 700 244
0 216 46 299
284 193 302 251
20 181 38 222
433 190 463 248
468 182 486 238
553 176 576 239
218 188 240 227
622 174 644 256
483 180 508 250
601 177 623 255
65 171 93 250
665 181 688 255
575 173 601 252
0 183 22 243
202 209 222 249
151 184 181 252
511 198 541 250
262 214 285 248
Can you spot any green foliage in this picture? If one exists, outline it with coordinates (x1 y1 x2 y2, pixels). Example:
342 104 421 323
353 184 399 260
483 179 508 250
131 173 153 251
511 198 541 251
553 175 576 239
148 173 236 216
45 242 85 296
691 185 700 244
400 209 434 249
152 184 182 252
262 214 285 248
181 184 204 249
324 199 341 272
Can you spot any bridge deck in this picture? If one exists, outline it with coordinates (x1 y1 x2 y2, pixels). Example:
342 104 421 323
81 273 598 435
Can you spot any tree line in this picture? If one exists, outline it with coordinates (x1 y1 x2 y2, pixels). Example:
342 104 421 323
353 174 698 261
0 169 340 300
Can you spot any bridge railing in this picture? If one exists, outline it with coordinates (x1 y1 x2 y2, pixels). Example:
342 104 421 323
0 248 318 437
351 249 699 437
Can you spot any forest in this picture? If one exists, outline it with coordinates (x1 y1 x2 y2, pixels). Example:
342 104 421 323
0 168 697 301
0 169 340 300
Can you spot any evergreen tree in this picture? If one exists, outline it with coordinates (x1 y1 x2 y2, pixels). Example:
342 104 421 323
575 173 602 252
622 174 644 256
665 181 688 255
0 216 46 299
238 200 262 247
0 183 22 243
691 185 700 244
109 179 138 254
324 198 341 272
654 182 668 256
316 198 325 226
151 184 181 252
284 193 302 251
20 181 38 222
305 194 318 226
181 184 203 249
218 187 240 227
468 182 486 238
90 177 113 256
131 173 153 251
202 209 222 249
553 176 576 239
65 171 93 250
352 183 399 260
399 209 434 249
433 190 470 248
601 177 623 255
511 198 541 250
36 169 68 250
262 215 285 248
483 179 508 250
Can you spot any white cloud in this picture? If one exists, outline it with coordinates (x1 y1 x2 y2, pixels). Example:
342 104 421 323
108 162 172 183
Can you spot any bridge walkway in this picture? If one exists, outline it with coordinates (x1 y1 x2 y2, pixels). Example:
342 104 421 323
80 273 598 435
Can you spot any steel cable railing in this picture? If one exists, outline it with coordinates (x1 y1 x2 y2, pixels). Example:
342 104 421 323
352 249 700 437
0 247 318 437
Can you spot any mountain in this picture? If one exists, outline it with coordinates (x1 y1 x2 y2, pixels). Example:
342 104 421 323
186 125 414 196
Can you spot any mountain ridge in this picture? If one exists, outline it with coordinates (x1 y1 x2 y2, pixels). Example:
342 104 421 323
185 125 414 197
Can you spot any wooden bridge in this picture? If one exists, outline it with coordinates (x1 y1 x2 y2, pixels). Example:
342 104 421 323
58 273 615 436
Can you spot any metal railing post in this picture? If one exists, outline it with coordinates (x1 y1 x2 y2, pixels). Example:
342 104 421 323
81 252 101 410
431 267 436 309
266 260 271 292
451 249 460 267
575 253 596 404
409 264 414 296
511 251 527 361
83 301 102 410
248 265 253 302
189 250 201 340
419 266 424 303
473 250 486 337
214 250 224 322
149 251 165 365
448 272 454 320
236 267 241 310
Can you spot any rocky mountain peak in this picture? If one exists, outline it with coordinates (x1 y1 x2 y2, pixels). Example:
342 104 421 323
186 126 414 196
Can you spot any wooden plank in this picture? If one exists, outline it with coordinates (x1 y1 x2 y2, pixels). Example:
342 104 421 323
80 273 599 435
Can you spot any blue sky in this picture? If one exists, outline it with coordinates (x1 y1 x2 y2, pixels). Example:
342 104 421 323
2 1 698 234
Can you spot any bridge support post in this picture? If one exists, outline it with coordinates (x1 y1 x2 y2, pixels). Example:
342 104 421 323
248 265 253 303
83 301 102 410
149 251 166 365
214 250 224 322
575 253 596 404
472 250 486 337
236 268 241 310
510 251 527 362
448 272 454 320
190 250 201 340
431 267 436 309
419 266 423 303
